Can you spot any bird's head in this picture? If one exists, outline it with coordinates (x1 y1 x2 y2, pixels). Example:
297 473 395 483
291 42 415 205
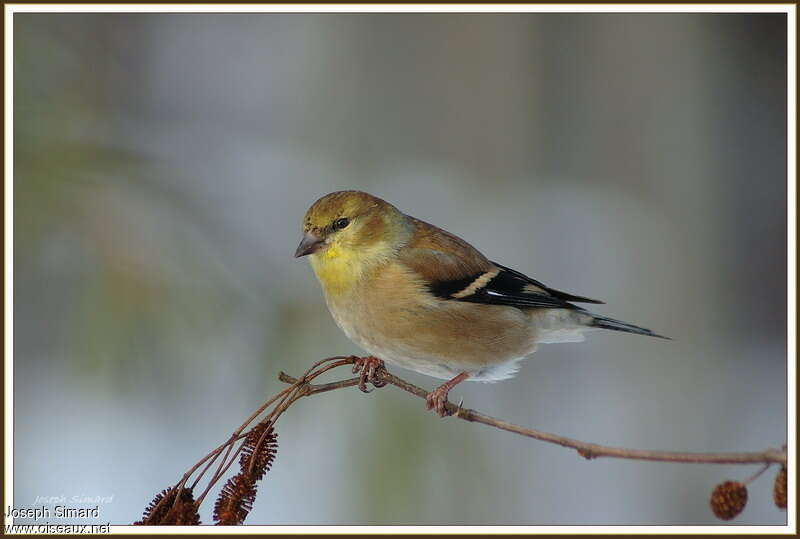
295 191 409 264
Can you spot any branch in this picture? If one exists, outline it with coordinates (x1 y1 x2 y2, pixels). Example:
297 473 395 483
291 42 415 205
135 356 787 525
277 368 786 466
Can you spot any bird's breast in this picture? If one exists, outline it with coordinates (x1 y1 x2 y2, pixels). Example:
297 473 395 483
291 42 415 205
320 262 539 380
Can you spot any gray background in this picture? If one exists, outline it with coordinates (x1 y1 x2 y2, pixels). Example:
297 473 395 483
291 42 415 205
14 13 787 525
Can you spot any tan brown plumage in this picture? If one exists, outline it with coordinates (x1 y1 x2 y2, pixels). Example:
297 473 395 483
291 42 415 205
296 190 666 416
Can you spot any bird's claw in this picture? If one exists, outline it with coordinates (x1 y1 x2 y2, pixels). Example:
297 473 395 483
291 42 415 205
424 372 470 417
352 356 386 393
425 387 452 417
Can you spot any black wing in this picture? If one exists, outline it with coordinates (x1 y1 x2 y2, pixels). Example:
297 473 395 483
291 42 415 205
428 261 604 310
491 262 604 305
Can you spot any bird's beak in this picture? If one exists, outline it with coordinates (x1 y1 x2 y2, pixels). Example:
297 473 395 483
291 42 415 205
294 233 324 258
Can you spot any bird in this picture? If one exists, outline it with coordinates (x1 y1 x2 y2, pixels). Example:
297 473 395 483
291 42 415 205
295 190 667 416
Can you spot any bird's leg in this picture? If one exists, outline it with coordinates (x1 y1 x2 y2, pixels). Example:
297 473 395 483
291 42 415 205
351 356 386 393
425 372 470 417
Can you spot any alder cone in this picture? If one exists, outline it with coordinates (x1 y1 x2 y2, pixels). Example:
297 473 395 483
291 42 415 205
773 467 787 510
710 481 748 521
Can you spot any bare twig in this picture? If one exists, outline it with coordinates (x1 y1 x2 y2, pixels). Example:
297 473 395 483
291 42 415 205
137 356 787 525
278 367 787 467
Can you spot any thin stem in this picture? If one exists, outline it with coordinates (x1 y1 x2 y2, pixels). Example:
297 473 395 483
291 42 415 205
279 368 787 467
743 463 772 484
196 381 304 507
143 356 787 524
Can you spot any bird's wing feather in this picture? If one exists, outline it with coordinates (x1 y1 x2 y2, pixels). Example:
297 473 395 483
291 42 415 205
490 262 604 305
399 218 603 310
401 217 494 282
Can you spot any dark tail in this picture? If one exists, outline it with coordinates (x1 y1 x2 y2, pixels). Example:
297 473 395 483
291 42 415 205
591 315 670 340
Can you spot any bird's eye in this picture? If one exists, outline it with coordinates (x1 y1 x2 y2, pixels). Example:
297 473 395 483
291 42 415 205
333 217 350 230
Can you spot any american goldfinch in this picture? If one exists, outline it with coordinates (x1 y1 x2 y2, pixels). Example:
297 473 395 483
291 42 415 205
295 190 666 416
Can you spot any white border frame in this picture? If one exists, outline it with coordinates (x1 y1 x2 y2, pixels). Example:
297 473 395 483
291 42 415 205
4 3 795 535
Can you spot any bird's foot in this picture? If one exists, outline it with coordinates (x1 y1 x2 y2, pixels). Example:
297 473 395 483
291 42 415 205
425 386 452 417
425 372 470 417
351 356 386 393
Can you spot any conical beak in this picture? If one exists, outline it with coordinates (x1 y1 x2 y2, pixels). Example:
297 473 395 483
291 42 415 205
294 233 324 258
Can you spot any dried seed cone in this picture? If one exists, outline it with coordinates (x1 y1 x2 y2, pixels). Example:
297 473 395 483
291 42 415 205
773 467 787 510
239 422 278 481
135 486 200 525
213 473 257 525
710 481 748 521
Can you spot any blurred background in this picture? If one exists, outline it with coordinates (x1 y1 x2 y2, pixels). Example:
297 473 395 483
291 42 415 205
14 12 787 525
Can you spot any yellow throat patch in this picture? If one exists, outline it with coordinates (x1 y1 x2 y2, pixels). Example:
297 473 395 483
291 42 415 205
308 240 390 296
